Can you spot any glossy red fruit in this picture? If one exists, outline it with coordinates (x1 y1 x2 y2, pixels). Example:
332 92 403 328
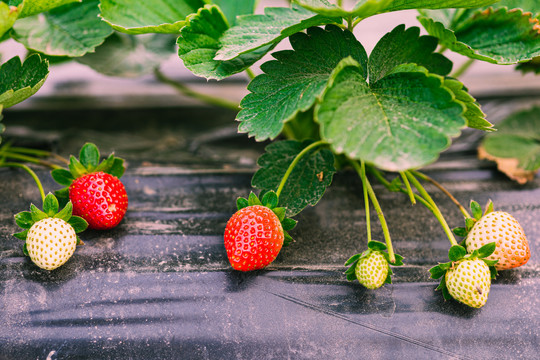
69 171 128 230
224 205 284 271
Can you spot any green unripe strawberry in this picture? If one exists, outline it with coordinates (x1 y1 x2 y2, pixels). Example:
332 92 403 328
345 241 403 289
445 258 491 308
355 250 389 289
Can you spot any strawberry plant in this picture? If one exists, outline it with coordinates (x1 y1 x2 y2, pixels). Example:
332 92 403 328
0 0 538 307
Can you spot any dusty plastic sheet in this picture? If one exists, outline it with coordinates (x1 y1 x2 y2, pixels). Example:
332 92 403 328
0 104 539 359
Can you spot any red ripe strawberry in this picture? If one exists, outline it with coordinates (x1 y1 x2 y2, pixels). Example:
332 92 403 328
51 143 128 230
70 171 128 230
466 211 530 270
224 205 284 271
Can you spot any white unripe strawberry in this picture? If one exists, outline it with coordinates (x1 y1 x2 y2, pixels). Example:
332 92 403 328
445 258 491 308
26 217 77 270
355 251 389 289
466 211 530 270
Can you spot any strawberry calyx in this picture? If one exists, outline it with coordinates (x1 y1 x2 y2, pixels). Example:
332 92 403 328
429 242 498 301
50 142 125 201
344 240 404 285
452 199 494 238
13 193 88 256
235 191 296 246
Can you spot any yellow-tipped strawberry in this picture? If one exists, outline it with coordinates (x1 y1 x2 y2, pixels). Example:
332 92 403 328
454 200 530 271
13 193 88 270
466 211 530 270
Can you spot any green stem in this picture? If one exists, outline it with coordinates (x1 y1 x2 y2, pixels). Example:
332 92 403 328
337 0 343 6
411 170 471 219
400 171 416 205
438 45 447 54
360 161 371 243
154 68 240 111
368 167 433 210
3 152 63 170
1 162 46 202
347 15 353 31
451 58 475 78
405 171 458 247
276 140 327 198
351 161 396 263
7 147 69 165
245 68 256 80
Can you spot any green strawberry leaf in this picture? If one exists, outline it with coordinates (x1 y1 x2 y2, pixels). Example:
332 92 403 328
477 242 496 258
368 24 452 83
346 271 358 282
12 0 113 57
384 268 393 285
453 227 468 237
485 200 494 215
489 265 498 279
516 56 540 74
470 200 483 220
367 240 387 252
68 215 88 233
13 229 28 240
294 0 499 19
283 230 293 246
252 140 336 217
465 217 476 232
54 187 70 202
236 197 249 210
449 244 467 261
22 242 29 255
210 0 256 26
68 155 87 178
345 253 362 266
30 204 48 222
281 218 298 231
430 264 446 279
54 201 73 222
99 0 205 35
19 0 80 17
247 192 262 206
76 235 84 246
418 7 540 64
481 107 540 173
391 253 404 266
51 168 74 186
14 211 34 229
78 33 176 78
272 207 286 222
79 143 100 170
215 5 340 62
316 59 465 172
0 54 49 108
443 78 493 131
237 25 367 141
438 277 452 300
0 1 23 38
42 193 59 217
178 5 272 80
108 158 125 178
261 191 279 209
483 259 499 266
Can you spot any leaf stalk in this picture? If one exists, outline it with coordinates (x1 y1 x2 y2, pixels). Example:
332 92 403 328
276 140 328 198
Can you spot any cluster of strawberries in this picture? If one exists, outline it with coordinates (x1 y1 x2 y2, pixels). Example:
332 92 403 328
224 197 530 308
13 143 128 270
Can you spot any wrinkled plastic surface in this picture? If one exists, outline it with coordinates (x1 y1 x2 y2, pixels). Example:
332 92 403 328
1 105 538 359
